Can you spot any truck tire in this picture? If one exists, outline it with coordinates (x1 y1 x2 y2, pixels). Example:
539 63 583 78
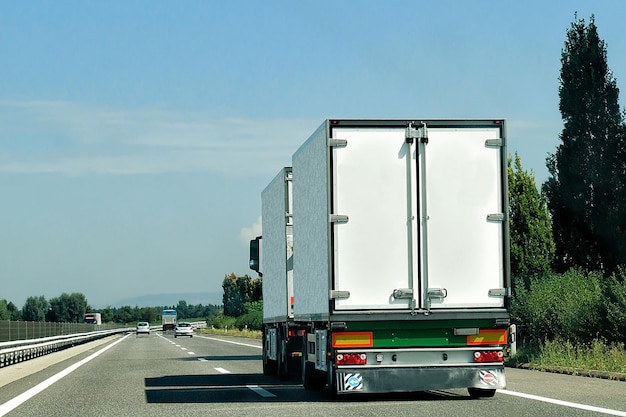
301 335 325 390
302 361 325 390
262 358 273 375
327 358 338 399
262 332 276 376
277 338 290 380
468 388 496 398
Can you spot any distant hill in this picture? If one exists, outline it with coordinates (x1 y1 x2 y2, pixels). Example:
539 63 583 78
99 292 223 309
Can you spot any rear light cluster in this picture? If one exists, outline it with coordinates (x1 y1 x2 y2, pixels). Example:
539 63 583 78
336 353 367 365
473 350 504 363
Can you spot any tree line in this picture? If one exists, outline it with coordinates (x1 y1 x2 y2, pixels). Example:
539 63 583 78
0 293 221 324
508 14 626 349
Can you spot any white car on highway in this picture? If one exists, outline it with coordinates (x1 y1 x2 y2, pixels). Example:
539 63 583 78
174 322 193 338
136 322 151 335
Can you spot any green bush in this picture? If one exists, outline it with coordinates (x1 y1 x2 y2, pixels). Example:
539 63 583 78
603 273 626 342
206 314 236 330
235 310 262 331
513 269 606 346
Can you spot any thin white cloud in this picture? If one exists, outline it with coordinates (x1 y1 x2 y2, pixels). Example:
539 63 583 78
240 216 262 244
0 100 316 176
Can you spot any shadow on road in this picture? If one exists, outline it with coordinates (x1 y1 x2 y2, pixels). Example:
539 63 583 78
175 355 263 362
146 373 271 388
144 373 470 404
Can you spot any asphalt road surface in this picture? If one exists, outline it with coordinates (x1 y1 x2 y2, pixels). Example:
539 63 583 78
0 332 625 417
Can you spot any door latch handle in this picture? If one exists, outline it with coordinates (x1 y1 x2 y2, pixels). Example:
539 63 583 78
392 288 414 299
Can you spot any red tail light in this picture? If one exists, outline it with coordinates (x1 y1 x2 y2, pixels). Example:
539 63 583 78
336 353 367 365
473 351 504 363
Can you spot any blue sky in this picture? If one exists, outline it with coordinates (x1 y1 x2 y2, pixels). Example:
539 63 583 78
1 1 625 309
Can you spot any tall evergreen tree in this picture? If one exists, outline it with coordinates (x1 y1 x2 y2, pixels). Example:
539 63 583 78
222 273 245 317
508 153 555 282
544 14 626 274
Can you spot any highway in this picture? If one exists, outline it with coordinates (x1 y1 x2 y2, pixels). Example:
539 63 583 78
0 332 625 417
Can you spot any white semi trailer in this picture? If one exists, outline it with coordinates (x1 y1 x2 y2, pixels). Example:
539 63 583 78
251 119 511 397
250 167 303 379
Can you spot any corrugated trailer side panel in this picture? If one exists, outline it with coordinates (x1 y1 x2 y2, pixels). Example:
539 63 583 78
261 167 291 323
292 122 331 320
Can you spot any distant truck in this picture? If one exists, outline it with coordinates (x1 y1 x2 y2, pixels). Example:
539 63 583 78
250 119 511 397
162 309 177 331
83 312 102 325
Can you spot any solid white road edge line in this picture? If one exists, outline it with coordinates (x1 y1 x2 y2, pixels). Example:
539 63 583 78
0 333 131 417
199 336 261 349
247 385 276 398
498 389 626 416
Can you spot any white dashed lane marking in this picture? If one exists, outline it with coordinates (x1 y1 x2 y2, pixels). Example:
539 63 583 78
162 334 276 399
157 333 195 355
247 385 276 398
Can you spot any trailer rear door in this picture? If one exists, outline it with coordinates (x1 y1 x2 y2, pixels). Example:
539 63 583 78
420 127 506 309
330 122 507 312
330 127 418 310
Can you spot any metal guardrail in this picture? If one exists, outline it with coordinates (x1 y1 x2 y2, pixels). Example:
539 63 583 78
0 328 131 368
0 320 122 342
0 320 206 368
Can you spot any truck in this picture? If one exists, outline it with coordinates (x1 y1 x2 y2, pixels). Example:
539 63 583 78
162 309 177 331
250 119 511 398
83 312 102 325
249 166 304 379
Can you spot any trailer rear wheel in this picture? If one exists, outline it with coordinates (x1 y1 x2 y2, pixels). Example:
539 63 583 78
302 361 325 390
262 334 276 376
262 358 274 375
262 356 275 375
277 341 289 380
468 388 496 398
327 358 338 399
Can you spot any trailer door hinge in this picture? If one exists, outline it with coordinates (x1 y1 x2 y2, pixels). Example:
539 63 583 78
485 138 503 148
328 138 348 148
487 213 505 222
330 214 349 224
488 288 509 297
330 290 350 300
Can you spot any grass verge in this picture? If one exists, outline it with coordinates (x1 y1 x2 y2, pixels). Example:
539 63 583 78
510 339 626 380
198 327 262 339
